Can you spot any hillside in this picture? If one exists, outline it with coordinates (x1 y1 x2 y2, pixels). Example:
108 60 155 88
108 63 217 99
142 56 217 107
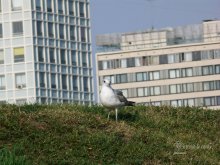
0 104 219 164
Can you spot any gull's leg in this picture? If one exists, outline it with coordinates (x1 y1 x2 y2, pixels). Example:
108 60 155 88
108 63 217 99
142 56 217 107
107 111 110 120
115 108 118 122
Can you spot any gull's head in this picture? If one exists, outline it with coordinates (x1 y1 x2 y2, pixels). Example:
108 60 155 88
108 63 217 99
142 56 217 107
102 79 111 87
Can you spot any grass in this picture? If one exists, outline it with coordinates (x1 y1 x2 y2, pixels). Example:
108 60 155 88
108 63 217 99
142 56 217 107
0 104 219 164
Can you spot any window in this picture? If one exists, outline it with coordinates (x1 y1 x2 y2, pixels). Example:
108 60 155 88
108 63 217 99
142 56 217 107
37 21 42 36
183 98 194 107
116 74 127 83
71 51 77 66
149 71 160 80
11 0 22 10
202 66 213 75
70 26 75 40
50 48 55 63
59 24 64 39
47 0 52 12
51 74 56 89
38 47 44 62
0 24 2 38
150 86 160 96
0 75 5 90
0 0 1 12
58 0 63 14
60 49 66 64
82 52 87 67
214 49 220 59
83 77 89 92
168 54 179 63
79 2 85 17
127 58 135 67
39 72 45 87
215 81 220 90
150 56 159 65
182 68 193 77
171 100 182 107
203 81 214 91
62 75 67 89
136 72 147 82
73 76 78 91
216 96 220 105
192 51 201 61
15 73 26 88
170 84 181 94
69 0 74 15
135 57 148 66
201 50 214 60
182 83 194 93
169 69 180 79
114 59 120 68
215 65 220 74
137 88 144 97
48 23 54 37
204 97 215 106
36 0 41 10
0 50 4 64
181 52 192 62
159 55 168 64
12 21 23 35
121 59 127 68
14 47 24 63
80 27 86 42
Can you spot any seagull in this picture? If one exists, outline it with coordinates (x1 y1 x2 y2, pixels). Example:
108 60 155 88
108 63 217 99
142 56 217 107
100 79 135 121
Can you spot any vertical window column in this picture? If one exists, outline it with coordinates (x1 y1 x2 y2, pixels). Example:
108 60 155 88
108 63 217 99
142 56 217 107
48 23 54 37
11 0 22 11
37 21 42 36
39 72 45 87
36 0 41 10
0 50 4 64
80 27 86 42
15 73 26 88
50 48 55 63
47 0 52 12
59 24 64 39
51 73 56 89
38 47 44 62
79 2 85 17
60 49 66 64
14 47 24 63
12 21 23 36
69 0 74 15
62 75 67 90
0 75 5 90
70 25 75 40
0 24 2 38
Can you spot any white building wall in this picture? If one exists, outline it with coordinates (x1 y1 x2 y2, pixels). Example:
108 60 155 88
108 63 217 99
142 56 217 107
0 0 35 104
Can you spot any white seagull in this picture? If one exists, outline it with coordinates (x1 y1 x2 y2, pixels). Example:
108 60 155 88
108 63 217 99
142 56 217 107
100 79 135 121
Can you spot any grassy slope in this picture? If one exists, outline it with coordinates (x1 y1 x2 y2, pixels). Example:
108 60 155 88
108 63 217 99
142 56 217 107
0 104 219 165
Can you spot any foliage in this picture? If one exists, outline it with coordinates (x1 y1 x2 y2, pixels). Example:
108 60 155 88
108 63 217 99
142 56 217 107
0 104 219 164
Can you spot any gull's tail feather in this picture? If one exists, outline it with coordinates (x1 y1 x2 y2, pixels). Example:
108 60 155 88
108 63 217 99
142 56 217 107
125 101 135 106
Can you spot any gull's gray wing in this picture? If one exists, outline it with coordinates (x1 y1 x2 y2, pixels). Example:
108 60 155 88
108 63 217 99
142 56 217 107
113 89 128 103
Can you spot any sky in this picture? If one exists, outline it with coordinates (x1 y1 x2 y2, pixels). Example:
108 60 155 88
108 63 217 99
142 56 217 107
91 0 220 35
90 0 220 101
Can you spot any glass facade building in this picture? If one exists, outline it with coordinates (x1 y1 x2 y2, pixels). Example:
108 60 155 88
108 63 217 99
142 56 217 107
0 0 94 104
96 20 220 109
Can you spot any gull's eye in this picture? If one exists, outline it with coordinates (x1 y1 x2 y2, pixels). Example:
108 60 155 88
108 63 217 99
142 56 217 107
104 80 106 83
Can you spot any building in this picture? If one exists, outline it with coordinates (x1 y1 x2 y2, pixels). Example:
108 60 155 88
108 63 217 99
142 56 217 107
96 20 220 109
0 0 94 104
